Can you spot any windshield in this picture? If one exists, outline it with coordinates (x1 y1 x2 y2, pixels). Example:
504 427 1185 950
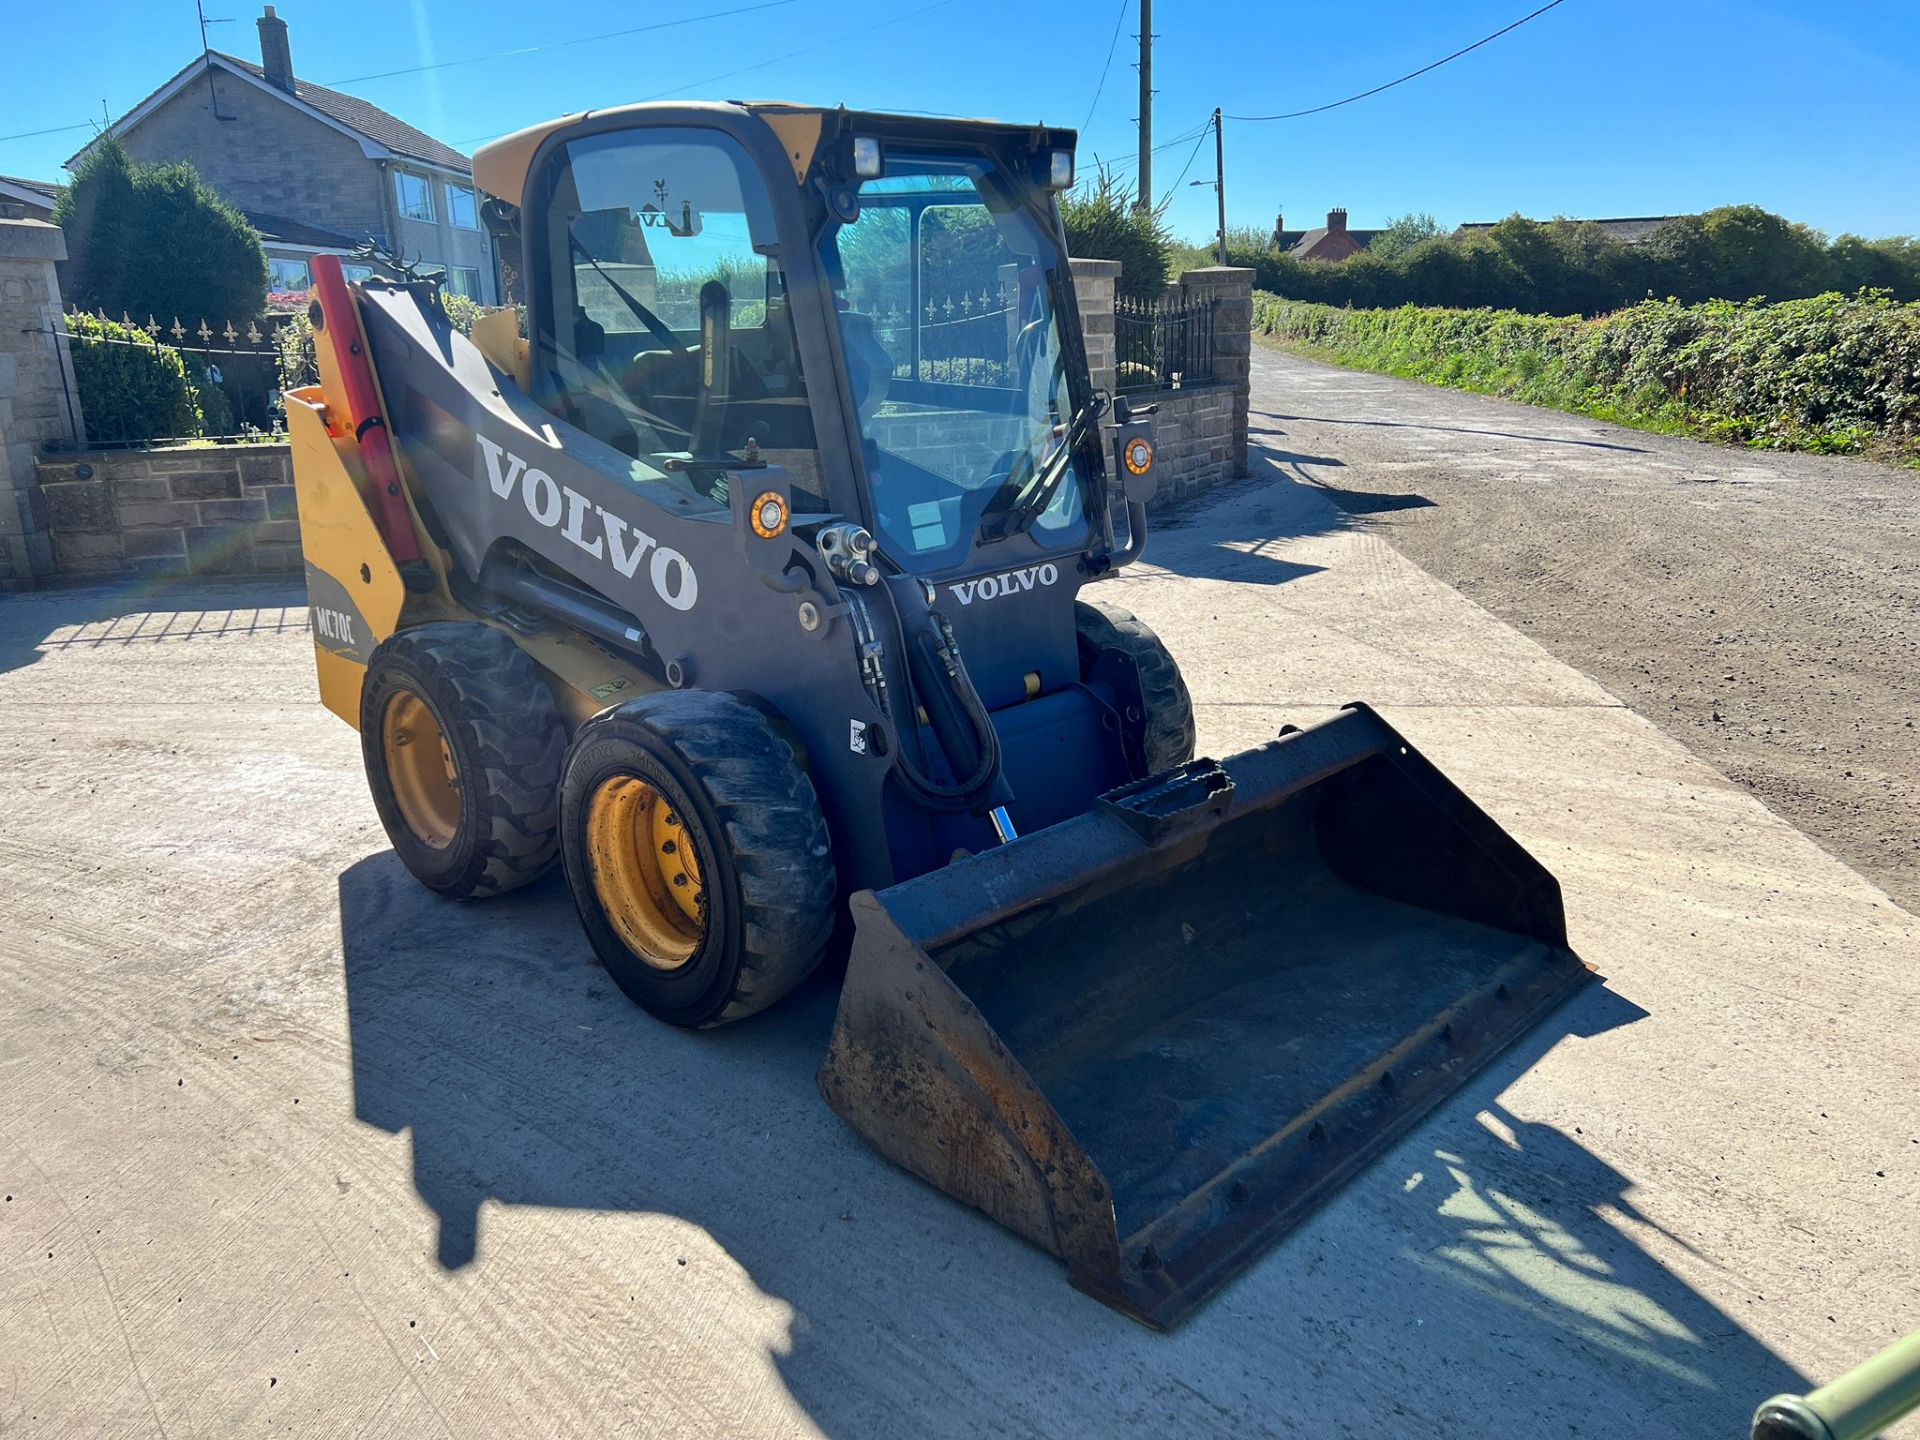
818 155 1091 568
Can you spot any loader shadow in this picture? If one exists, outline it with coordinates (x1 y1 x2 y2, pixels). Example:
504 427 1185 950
336 853 1809 1437
0 576 308 675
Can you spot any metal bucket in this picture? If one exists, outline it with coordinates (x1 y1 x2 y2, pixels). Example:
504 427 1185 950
818 704 1592 1328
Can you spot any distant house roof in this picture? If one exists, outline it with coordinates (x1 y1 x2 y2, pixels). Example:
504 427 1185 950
71 51 472 175
242 209 367 251
1272 210 1381 263
1456 215 1683 245
1279 227 1383 260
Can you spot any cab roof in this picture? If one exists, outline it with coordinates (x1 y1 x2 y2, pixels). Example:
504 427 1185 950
472 100 1074 205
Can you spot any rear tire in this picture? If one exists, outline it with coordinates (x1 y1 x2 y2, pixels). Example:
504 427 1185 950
360 623 566 898
1075 600 1196 775
559 691 835 1028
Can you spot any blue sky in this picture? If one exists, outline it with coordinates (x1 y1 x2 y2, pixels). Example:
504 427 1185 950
5 0 1917 242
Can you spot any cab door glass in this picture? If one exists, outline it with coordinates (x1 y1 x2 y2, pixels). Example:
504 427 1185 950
537 127 821 505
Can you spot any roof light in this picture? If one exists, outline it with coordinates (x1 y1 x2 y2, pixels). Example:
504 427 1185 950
1048 148 1074 190
851 136 883 180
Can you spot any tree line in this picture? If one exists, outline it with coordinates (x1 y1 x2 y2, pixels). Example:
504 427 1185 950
1230 206 1920 316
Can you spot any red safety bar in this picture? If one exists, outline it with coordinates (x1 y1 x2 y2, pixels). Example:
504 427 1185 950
309 254 422 564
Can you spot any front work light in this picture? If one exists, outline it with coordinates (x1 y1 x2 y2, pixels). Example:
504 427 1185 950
1048 148 1074 189
851 136 883 179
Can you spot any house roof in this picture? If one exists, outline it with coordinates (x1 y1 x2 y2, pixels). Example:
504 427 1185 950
213 54 472 172
1456 216 1682 245
72 52 471 175
0 175 59 204
242 209 367 250
1279 227 1382 258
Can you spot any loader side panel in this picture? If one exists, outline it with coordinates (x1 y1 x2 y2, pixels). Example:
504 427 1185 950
288 388 406 729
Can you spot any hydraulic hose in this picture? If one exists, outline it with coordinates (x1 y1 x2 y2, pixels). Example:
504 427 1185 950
874 580 1008 815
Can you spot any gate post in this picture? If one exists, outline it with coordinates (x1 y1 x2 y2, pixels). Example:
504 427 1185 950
1176 266 1254 477
0 212 82 589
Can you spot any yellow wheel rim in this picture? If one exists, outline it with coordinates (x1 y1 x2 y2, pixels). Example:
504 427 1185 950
585 776 705 969
382 689 460 849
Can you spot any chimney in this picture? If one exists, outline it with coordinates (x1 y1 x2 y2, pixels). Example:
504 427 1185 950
258 5 295 93
1327 207 1348 233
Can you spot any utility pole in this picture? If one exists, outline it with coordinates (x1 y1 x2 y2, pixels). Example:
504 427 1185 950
1213 108 1226 263
1135 0 1152 211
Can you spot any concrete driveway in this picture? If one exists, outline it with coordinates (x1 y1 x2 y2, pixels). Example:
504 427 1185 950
1 452 1914 1435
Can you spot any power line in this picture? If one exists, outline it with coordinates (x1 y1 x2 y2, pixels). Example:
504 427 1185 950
1156 116 1211 210
325 0 798 87
2 0 807 152
0 121 95 145
1227 0 1571 121
643 0 957 102
455 0 960 147
1091 119 1210 181
1080 0 1130 132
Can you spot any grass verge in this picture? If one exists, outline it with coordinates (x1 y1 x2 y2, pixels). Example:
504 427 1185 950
1254 291 1920 466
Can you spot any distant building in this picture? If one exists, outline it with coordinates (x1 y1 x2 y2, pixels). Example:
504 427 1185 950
1271 208 1381 263
0 176 59 222
1455 216 1684 245
68 5 497 304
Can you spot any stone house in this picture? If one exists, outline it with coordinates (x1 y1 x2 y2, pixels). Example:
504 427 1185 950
70 6 496 305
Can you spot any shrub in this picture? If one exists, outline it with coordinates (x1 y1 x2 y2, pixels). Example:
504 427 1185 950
1256 289 1920 461
1227 205 1920 316
65 311 203 443
55 137 269 322
441 292 485 336
275 312 317 396
1060 171 1171 301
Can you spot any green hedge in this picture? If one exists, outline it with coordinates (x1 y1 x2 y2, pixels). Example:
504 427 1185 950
1231 208 1920 317
1255 290 1920 461
65 311 205 444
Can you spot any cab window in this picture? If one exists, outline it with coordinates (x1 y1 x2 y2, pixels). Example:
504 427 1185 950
535 127 822 506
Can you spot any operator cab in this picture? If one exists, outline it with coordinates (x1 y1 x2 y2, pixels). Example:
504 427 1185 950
478 103 1102 577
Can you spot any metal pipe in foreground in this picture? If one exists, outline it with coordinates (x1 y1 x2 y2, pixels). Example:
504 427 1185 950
1753 1330 1920 1440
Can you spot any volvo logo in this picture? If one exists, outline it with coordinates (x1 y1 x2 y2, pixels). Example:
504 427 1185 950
476 435 698 611
947 563 1059 606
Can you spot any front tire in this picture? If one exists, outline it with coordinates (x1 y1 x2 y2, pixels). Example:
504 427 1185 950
560 692 835 1028
1075 600 1196 775
360 623 566 898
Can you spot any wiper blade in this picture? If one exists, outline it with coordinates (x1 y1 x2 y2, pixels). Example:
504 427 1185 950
977 402 1095 543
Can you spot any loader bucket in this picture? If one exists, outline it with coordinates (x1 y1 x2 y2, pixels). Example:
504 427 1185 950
818 704 1591 1329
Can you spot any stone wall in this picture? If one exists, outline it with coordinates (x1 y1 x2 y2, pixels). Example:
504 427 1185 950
1067 259 1252 510
30 446 300 582
1141 384 1243 506
0 217 83 590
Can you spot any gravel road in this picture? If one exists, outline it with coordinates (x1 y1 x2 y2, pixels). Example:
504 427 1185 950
1250 346 1920 910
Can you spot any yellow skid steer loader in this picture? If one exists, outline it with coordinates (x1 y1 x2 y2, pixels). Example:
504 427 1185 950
288 100 1589 1327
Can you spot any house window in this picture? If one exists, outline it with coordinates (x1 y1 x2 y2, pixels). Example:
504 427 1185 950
394 170 434 223
342 263 375 283
446 267 481 300
447 183 479 230
267 257 312 291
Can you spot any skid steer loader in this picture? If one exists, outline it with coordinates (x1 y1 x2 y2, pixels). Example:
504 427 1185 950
289 100 1589 1327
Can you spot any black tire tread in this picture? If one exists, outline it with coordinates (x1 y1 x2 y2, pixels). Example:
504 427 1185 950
1074 599 1197 774
363 623 565 898
568 690 834 1026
